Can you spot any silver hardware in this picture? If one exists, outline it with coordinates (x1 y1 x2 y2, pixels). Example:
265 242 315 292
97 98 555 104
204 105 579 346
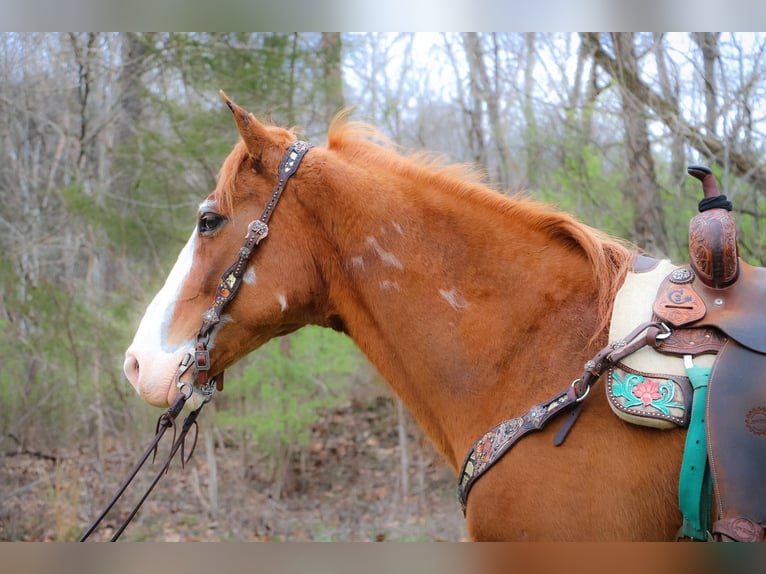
571 378 591 402
177 381 193 400
656 322 672 340
670 268 694 284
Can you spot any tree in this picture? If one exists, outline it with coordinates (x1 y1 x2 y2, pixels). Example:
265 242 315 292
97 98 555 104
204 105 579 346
462 33 520 189
581 32 766 263
610 32 669 256
320 32 344 120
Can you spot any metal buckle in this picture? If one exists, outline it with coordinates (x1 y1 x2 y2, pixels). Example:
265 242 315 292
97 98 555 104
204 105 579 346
177 381 194 400
200 378 217 402
195 348 211 371
571 378 591 402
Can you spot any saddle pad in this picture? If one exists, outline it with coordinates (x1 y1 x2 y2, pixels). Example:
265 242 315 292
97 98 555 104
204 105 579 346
609 260 716 377
707 339 766 529
607 260 714 429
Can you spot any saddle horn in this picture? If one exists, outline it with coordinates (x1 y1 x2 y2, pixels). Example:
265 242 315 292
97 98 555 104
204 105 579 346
687 165 739 289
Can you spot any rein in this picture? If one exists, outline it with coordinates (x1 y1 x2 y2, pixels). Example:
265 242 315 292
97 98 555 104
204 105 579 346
80 139 312 541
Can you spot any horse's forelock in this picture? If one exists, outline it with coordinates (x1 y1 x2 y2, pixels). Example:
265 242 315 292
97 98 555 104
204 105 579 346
211 141 247 215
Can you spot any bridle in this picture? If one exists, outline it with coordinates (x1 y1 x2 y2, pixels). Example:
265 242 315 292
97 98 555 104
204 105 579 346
80 139 312 541
184 139 313 398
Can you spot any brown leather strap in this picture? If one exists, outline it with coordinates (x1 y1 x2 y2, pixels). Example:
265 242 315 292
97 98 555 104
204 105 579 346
712 516 765 542
457 320 667 513
457 386 580 513
573 320 667 397
706 339 766 536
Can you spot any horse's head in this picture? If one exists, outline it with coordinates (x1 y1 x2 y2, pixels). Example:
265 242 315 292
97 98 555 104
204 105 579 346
124 92 328 408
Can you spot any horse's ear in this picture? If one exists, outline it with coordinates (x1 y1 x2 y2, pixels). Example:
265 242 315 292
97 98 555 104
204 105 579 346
219 90 274 160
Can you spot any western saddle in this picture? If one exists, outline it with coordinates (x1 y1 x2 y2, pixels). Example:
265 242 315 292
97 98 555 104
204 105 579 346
646 166 766 542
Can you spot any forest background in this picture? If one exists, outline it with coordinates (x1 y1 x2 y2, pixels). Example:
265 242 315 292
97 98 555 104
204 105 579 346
2 32 766 541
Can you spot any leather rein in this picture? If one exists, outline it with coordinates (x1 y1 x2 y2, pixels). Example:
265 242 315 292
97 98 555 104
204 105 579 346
80 140 312 541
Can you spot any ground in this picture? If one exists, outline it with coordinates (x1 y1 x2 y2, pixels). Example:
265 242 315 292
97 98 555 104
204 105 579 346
0 393 467 542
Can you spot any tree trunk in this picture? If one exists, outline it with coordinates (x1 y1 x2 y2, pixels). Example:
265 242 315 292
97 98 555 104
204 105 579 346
461 33 488 171
652 33 686 189
692 32 720 136
396 397 410 501
320 33 344 122
610 33 669 257
271 336 296 500
205 420 219 516
522 32 538 187
462 33 518 189
113 32 146 203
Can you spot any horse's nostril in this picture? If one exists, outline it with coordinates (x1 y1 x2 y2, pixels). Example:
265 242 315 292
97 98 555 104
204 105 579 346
124 353 140 387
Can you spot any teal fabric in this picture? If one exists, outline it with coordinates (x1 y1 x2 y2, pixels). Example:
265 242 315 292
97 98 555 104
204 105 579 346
677 364 713 540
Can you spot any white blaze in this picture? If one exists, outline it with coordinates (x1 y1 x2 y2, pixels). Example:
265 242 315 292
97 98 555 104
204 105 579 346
124 229 197 405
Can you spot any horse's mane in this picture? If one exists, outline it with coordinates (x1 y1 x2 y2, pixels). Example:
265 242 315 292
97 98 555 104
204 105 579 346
217 112 634 337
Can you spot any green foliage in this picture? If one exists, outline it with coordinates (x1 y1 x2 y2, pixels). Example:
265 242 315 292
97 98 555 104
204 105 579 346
538 137 633 240
215 327 363 452
0 253 136 449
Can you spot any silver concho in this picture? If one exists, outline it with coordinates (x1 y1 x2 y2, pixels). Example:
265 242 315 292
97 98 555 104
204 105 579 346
669 267 694 284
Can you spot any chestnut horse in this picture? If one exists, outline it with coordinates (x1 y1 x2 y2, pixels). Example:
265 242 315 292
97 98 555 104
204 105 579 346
124 93 685 541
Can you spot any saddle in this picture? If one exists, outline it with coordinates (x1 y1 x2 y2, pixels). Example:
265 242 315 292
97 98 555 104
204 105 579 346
609 166 766 542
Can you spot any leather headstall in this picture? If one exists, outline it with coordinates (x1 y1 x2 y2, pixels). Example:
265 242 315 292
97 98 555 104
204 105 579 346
178 139 313 400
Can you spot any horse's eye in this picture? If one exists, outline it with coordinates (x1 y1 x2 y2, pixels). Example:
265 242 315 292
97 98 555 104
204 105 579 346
198 212 226 235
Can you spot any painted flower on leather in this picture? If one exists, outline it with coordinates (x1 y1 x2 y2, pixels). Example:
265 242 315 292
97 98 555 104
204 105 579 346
632 379 662 406
474 432 494 463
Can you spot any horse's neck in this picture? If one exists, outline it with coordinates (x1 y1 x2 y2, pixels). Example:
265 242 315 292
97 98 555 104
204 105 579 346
316 177 606 468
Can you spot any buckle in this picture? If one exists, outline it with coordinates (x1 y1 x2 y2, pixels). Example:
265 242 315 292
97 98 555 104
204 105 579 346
195 348 211 371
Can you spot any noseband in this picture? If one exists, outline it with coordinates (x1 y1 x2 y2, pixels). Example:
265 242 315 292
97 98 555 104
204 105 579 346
80 139 312 541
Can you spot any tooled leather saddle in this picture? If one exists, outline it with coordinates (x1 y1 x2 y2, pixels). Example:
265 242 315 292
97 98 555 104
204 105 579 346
622 166 766 542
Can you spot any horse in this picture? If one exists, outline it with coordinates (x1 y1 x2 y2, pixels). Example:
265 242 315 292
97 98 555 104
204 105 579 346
123 92 687 541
